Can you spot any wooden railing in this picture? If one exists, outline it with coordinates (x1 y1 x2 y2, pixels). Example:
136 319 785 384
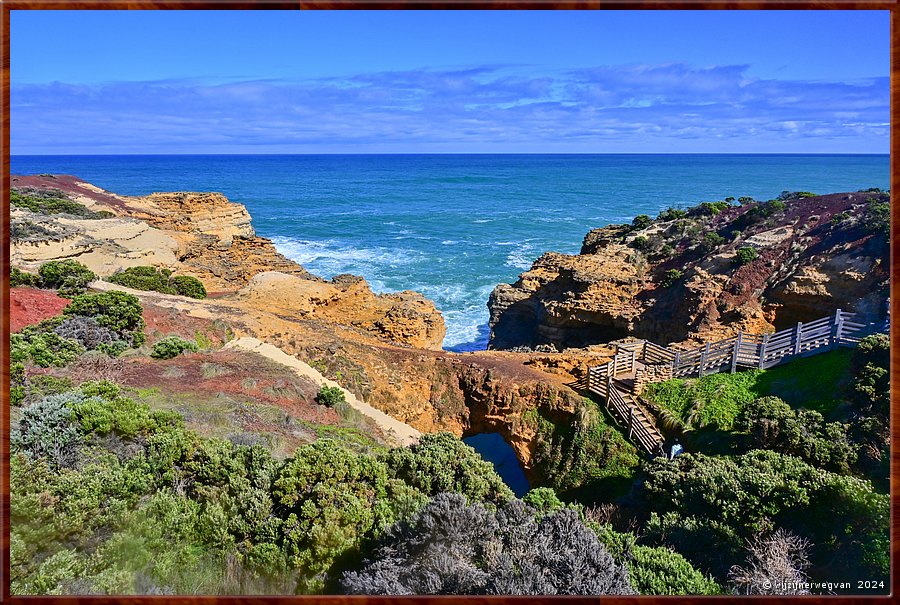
613 308 886 378
605 383 665 456
585 307 885 459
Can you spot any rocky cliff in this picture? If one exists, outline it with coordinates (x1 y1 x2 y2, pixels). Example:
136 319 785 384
10 174 446 350
489 191 889 350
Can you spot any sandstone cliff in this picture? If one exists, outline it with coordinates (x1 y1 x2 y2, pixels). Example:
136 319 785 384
10 174 446 350
489 191 889 350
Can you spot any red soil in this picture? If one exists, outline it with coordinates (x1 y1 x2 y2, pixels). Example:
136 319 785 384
10 287 70 332
11 173 131 211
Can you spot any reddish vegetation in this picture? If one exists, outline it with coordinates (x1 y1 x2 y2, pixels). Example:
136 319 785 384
142 304 231 347
11 173 130 211
10 287 69 332
116 350 341 426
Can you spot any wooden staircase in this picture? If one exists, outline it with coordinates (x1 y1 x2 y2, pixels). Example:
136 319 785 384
585 307 888 458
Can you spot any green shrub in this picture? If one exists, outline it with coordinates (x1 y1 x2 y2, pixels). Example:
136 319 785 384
273 440 425 592
11 393 85 469
63 290 145 347
732 246 758 266
11 362 26 406
38 260 96 297
529 400 640 498
107 266 176 295
11 268 41 288
700 232 726 252
659 269 683 288
383 432 513 505
641 450 888 582
631 214 652 230
657 208 687 221
107 266 208 299
734 396 857 473
630 236 649 250
628 545 722 595
693 201 730 216
10 188 102 217
522 487 564 514
850 334 889 417
150 336 199 360
864 197 890 238
314 385 345 407
11 324 85 368
170 275 207 299
776 191 815 201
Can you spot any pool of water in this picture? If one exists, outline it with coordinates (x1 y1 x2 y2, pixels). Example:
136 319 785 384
462 432 530 497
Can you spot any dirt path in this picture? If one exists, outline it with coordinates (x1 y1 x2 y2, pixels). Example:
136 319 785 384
224 336 421 447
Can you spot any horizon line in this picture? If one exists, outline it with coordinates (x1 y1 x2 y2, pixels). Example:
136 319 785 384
10 152 891 158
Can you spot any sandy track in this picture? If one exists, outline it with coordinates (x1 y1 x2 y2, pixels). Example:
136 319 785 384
224 336 421 447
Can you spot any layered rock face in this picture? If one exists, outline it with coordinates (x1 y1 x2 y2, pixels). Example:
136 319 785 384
10 175 446 350
237 272 446 350
489 192 889 350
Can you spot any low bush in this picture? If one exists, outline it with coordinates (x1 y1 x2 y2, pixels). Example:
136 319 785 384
151 336 199 360
659 269 683 288
342 493 636 595
11 323 85 368
776 191 815 201
11 220 54 241
53 315 126 352
11 393 85 469
734 396 857 473
700 232 726 252
657 208 687 222
38 260 96 297
107 266 176 294
11 188 104 217
732 246 758 266
631 214 652 230
107 266 208 299
690 201 730 217
864 197 890 238
170 275 207 299
630 236 649 250
63 290 146 347
383 432 514 506
11 267 41 287
314 385 346 407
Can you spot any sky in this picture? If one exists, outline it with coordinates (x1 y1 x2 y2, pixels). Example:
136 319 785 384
10 10 890 154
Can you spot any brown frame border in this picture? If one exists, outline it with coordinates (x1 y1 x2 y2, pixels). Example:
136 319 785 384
0 2 896 603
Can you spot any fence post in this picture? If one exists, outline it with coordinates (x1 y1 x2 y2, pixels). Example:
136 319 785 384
698 341 710 377
758 333 769 369
606 375 613 401
793 321 803 356
832 309 843 349
731 331 743 373
628 406 634 439
630 350 636 374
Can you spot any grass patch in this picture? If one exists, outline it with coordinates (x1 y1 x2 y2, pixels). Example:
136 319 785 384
642 349 855 430
752 349 852 416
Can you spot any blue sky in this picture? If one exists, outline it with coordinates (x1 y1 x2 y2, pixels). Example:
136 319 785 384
11 10 889 154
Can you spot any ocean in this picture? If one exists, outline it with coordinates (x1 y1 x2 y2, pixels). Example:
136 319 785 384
10 154 889 351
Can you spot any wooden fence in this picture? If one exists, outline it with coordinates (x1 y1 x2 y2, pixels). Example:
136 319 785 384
613 308 886 378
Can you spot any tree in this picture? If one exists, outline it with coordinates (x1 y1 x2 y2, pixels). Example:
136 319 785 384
342 493 636 595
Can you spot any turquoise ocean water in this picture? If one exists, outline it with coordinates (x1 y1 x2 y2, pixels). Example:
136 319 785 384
10 154 889 351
